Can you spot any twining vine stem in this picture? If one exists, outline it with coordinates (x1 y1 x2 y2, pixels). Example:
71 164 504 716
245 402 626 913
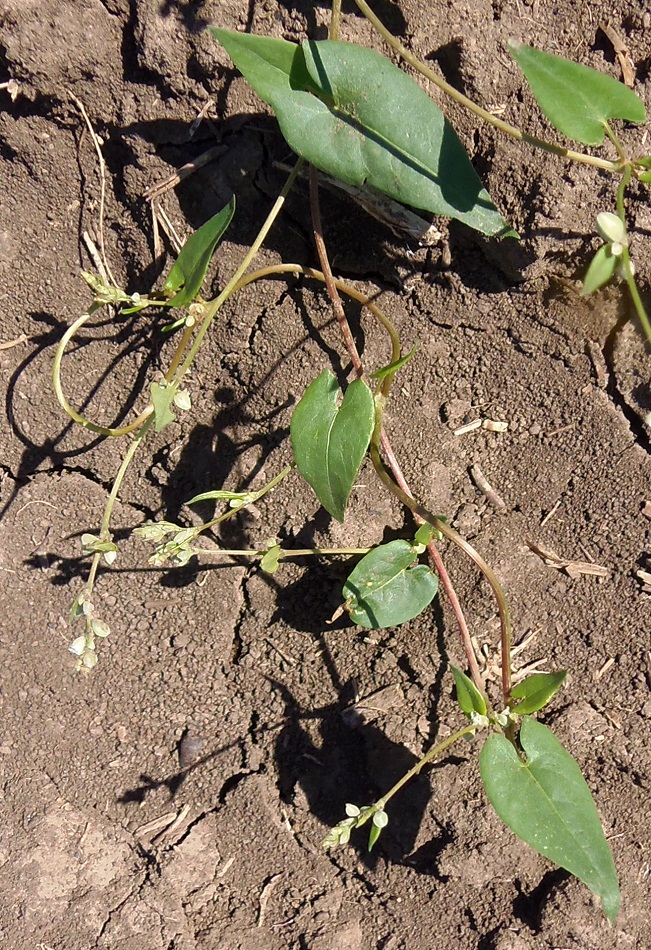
308 165 490 696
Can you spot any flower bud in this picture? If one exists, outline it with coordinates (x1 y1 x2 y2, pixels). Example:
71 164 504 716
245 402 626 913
595 211 626 246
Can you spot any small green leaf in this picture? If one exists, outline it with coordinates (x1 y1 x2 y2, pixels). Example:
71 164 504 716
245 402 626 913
638 170 651 184
479 717 620 922
413 523 434 547
90 618 110 638
580 244 618 296
343 539 438 628
368 811 388 852
260 544 281 575
508 40 646 146
211 30 513 237
150 381 177 432
509 671 567 714
163 196 235 306
450 664 487 718
290 370 374 522
370 346 417 381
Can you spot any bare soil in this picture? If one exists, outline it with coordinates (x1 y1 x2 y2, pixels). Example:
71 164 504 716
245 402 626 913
1 1 650 947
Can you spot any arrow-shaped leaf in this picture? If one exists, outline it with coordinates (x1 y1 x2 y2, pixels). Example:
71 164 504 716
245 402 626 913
508 40 646 146
343 539 438 628
509 671 566 714
211 29 513 237
163 196 235 306
479 716 620 921
290 370 374 522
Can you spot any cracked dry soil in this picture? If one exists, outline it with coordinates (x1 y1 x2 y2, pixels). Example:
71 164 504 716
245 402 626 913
1 1 651 948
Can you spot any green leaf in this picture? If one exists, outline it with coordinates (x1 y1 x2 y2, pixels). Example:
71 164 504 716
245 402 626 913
450 664 487 718
370 346 417 381
260 544 281 575
580 244 618 296
163 196 235 306
343 539 438 628
211 30 512 237
510 671 567 714
150 381 177 432
479 717 620 921
290 370 374 522
508 40 646 146
368 810 388 852
413 523 434 547
638 170 651 184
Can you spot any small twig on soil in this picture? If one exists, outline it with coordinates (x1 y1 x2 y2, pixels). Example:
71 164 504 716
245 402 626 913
525 539 609 579
257 873 282 927
470 463 507 510
188 98 216 139
69 92 117 288
143 145 227 201
599 22 636 87
0 333 29 350
82 231 108 284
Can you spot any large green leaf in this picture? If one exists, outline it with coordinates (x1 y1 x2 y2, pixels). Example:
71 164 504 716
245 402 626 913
290 370 374 522
211 29 512 237
479 717 620 922
508 40 646 146
163 196 235 306
343 539 438 628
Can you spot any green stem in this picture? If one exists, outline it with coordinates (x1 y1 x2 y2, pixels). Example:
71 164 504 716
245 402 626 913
357 723 479 822
195 464 294 536
615 166 651 346
83 419 154 642
199 546 371 559
329 0 342 40
352 0 621 174
173 159 304 382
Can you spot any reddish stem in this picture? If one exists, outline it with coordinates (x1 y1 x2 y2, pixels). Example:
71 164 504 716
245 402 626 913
308 166 483 691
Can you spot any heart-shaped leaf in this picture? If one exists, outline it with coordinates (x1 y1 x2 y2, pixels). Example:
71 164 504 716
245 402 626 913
290 370 374 522
211 29 513 237
343 539 438 628
509 671 566 714
479 716 620 922
163 196 235 306
508 40 646 145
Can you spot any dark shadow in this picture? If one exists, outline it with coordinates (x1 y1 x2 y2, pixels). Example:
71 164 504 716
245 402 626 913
512 868 570 932
427 40 466 96
1 304 169 520
271 671 445 868
118 731 251 803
